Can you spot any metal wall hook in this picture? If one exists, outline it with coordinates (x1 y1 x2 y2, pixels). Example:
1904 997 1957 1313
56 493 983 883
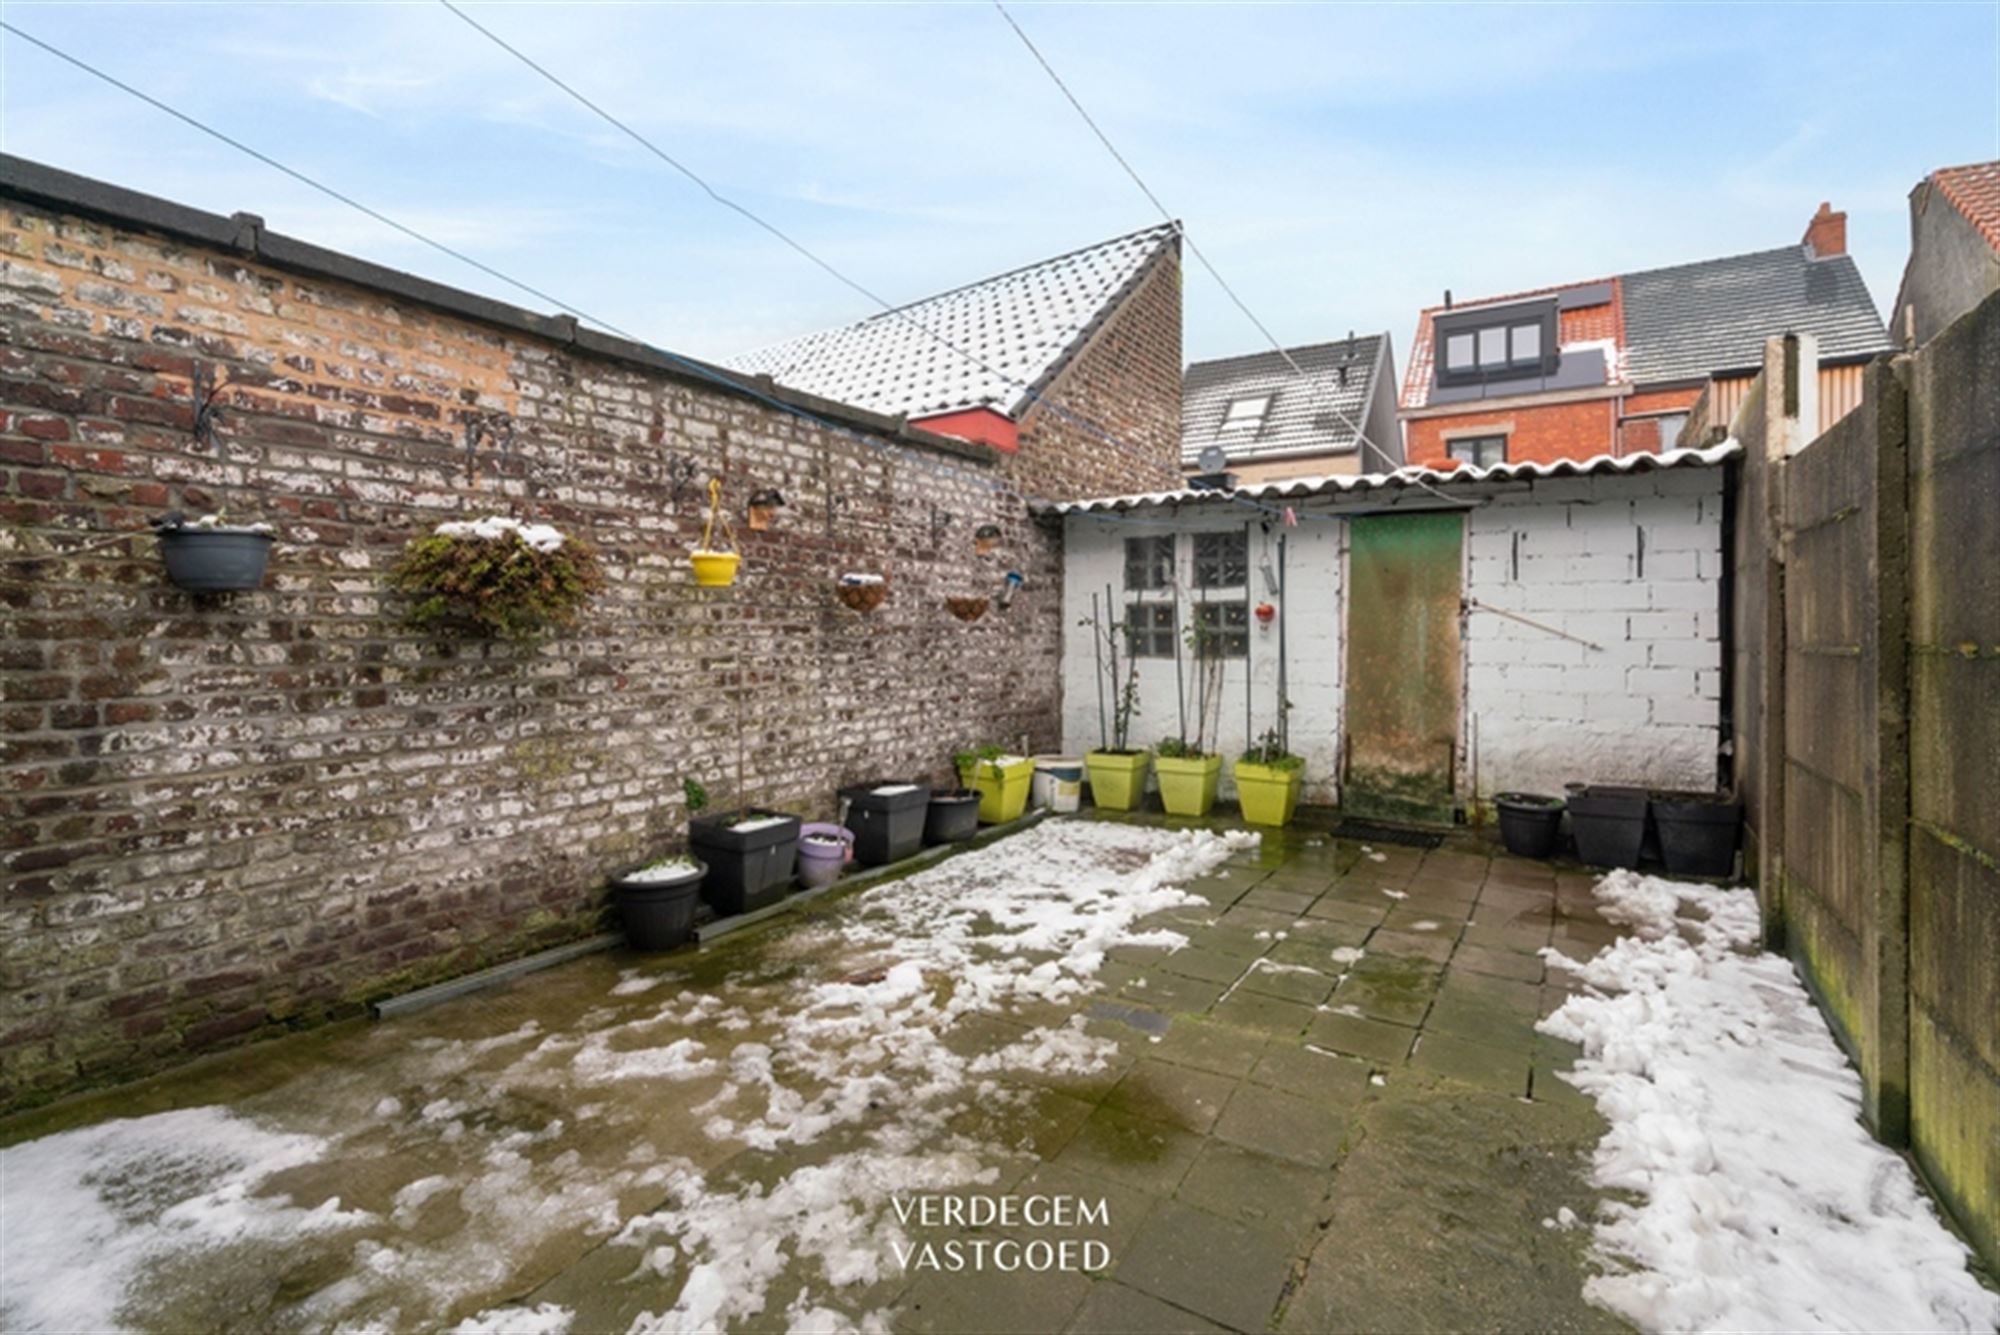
191 361 228 451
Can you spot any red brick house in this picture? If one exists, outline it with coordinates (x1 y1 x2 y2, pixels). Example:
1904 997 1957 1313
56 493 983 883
1892 160 2000 349
1400 204 1891 467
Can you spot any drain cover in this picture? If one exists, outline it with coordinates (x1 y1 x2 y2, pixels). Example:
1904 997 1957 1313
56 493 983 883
1332 819 1444 850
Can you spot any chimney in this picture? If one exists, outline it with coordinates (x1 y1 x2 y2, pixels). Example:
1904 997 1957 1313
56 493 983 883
1802 202 1846 258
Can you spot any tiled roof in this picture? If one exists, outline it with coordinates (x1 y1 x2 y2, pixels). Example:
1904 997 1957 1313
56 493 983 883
1182 336 1384 465
725 223 1178 421
1933 160 2000 253
1401 278 1621 410
1620 244 1890 384
1045 441 1741 514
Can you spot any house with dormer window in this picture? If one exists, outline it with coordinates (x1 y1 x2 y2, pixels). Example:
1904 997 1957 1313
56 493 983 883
1181 334 1401 483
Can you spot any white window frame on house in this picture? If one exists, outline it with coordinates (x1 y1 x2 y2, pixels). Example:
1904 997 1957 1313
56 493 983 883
1219 395 1272 432
1447 434 1509 467
1122 535 1177 658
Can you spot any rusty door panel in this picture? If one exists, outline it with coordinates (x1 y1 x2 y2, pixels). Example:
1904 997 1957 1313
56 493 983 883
1344 512 1464 824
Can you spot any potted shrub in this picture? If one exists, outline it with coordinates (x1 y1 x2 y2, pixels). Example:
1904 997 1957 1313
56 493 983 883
958 745 1033 825
925 761 981 845
608 854 706 951
682 776 801 917
1233 729 1304 827
1652 791 1743 877
1494 792 1564 859
154 512 276 592
389 515 604 639
837 779 932 866
796 822 853 890
1154 602 1225 817
1080 587 1148 811
836 573 888 612
691 478 741 587
1567 784 1649 869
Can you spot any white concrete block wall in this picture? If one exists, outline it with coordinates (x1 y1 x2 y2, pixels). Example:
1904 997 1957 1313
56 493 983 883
1463 470 1724 802
1061 514 1344 803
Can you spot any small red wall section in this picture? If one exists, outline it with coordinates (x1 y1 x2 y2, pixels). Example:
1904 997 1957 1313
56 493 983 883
910 408 1018 453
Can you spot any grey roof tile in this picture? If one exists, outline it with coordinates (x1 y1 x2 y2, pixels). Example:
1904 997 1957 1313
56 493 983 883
1182 336 1383 465
724 223 1177 420
1621 244 1890 384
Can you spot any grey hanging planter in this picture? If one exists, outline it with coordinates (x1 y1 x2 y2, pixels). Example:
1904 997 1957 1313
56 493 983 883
155 516 276 592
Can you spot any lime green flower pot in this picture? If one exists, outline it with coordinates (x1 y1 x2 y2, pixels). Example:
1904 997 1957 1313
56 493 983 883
1154 753 1222 817
966 756 1034 824
1233 760 1304 827
1085 750 1149 812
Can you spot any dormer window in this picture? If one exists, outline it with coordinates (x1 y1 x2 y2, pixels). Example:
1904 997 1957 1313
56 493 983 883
1434 298 1559 388
1220 395 1271 431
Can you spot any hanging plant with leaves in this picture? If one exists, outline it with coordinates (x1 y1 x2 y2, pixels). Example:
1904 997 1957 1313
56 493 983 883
389 516 605 640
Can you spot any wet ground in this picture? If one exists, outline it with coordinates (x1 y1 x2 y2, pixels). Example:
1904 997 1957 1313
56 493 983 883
0 813 1630 1334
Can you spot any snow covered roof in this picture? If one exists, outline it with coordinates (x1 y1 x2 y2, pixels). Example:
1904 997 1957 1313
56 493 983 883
1045 440 1743 514
1182 335 1388 466
724 223 1179 421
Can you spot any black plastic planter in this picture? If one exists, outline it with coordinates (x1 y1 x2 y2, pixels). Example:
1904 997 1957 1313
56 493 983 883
1654 795 1743 877
924 790 980 845
1568 786 1649 869
158 527 274 592
688 809 801 917
1495 792 1564 859
610 859 705 951
838 780 932 867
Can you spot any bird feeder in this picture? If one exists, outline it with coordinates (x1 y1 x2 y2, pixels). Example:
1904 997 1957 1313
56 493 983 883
996 571 1023 610
689 478 741 587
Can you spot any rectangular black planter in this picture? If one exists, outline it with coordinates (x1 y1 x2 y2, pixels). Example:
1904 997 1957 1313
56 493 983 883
838 780 932 867
1568 785 1649 869
689 809 801 916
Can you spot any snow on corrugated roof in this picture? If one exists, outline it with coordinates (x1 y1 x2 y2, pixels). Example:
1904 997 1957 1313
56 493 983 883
1046 440 1742 514
724 223 1178 421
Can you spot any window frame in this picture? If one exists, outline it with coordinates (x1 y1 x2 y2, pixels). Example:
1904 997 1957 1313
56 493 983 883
1432 298 1560 390
1190 529 1250 659
1447 434 1509 468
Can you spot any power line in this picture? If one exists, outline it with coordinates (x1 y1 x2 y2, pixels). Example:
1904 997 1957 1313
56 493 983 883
991 0 1464 507
436 0 1186 494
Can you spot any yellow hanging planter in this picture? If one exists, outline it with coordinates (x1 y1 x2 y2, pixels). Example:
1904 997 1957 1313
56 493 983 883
689 478 741 588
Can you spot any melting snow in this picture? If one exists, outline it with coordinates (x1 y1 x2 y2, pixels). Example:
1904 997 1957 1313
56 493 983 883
1540 870 2000 1333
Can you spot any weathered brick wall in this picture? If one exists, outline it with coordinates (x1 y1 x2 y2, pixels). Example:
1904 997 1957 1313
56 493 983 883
0 179 1177 1109
1016 245 1183 499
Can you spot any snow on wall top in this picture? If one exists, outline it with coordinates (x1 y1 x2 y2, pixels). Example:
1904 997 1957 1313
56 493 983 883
723 223 1179 421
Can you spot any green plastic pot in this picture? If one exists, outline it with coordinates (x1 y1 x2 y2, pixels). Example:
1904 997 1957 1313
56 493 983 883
1233 760 1303 826
1154 753 1222 817
1085 750 1149 811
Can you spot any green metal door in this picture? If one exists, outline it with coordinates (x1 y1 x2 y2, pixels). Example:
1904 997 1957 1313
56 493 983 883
1343 512 1464 824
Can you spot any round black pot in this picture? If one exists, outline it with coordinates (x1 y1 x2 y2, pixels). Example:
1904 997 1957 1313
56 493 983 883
1567 786 1650 869
1653 795 1743 877
159 528 275 592
611 859 705 951
1495 792 1564 859
924 790 980 845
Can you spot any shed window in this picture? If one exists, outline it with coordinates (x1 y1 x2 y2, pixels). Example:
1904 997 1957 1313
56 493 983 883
1193 531 1248 590
1123 536 1173 592
1191 530 1249 658
1123 602 1177 658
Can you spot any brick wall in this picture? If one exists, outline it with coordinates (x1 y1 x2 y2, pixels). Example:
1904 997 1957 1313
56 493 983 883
0 178 1180 1109
1404 397 1619 468
1017 246 1183 499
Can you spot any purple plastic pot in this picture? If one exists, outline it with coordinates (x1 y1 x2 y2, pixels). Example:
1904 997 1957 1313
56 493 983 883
797 822 853 890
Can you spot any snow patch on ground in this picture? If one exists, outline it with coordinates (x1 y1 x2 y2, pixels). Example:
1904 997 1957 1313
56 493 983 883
1541 870 2000 1334
449 1301 573 1334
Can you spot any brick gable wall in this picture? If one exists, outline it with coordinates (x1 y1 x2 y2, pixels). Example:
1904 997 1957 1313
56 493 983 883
0 194 1180 1108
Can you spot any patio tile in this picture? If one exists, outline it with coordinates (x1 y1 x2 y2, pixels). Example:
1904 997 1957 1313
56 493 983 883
1216 905 1301 935
1247 1043 1373 1104
1065 1281 1229 1334
1208 989 1318 1038
1380 905 1468 936
1054 1105 1205 1196
1178 926 1277 961
1410 1031 1533 1095
1452 942 1547 984
1421 996 1543 1051
1328 972 1435 1027
946 1085 1098 1160
1241 885 1319 916
1175 1139 1331 1247
1459 920 1553 955
1266 932 1368 970
1156 946 1253 985
1114 1199 1298 1332
1365 929 1458 965
1120 969 1229 1014
1305 1010 1418 1064
1147 1017 1266 1078
1550 919 1623 954
1105 1059 1240 1134
1435 967 1544 1018
1006 1160 1166 1255
1237 961 1337 1006
1303 896 1387 929
896 1267 1092 1334
1212 1082 1351 1167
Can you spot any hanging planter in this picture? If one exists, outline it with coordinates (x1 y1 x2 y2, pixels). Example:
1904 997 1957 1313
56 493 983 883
946 595 988 622
389 515 603 639
746 488 784 532
155 513 276 592
836 573 888 613
690 477 741 587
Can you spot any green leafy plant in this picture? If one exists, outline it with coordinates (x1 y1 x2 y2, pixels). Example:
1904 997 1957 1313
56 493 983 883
682 777 710 815
955 743 1006 786
1156 737 1197 760
388 519 603 640
1241 728 1303 770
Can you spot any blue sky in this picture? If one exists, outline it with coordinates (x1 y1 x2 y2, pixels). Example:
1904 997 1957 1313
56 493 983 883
3 2 1996 376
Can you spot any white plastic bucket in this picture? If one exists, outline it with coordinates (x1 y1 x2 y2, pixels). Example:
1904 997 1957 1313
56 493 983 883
1031 755 1085 814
